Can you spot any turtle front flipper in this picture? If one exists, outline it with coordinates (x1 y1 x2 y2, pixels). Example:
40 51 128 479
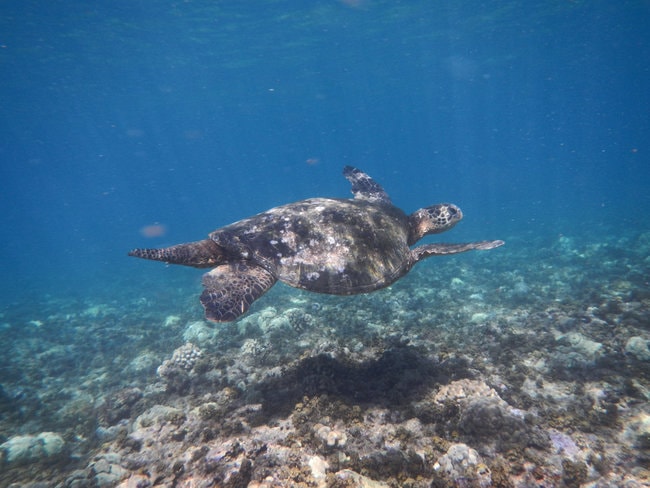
343 166 392 204
412 240 505 261
200 262 277 322
128 239 225 268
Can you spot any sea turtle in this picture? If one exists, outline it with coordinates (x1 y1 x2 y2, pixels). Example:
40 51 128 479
129 166 504 322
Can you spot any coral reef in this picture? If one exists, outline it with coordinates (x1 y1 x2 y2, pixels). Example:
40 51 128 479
0 228 649 486
1 432 65 464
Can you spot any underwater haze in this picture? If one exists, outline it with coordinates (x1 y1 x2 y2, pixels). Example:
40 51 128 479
1 1 650 486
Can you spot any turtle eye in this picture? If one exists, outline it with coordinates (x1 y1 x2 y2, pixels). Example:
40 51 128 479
448 206 457 216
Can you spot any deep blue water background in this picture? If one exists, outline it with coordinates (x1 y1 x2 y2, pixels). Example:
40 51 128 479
1 1 649 305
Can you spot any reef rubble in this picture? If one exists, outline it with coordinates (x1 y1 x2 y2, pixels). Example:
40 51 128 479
0 229 649 487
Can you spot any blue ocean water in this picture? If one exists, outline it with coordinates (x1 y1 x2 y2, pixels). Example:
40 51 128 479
1 1 650 485
1 1 648 304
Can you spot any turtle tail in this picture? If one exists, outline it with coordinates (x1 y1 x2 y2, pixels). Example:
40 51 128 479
128 239 224 269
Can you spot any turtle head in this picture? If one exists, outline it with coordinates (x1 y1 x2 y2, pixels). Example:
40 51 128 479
408 203 463 244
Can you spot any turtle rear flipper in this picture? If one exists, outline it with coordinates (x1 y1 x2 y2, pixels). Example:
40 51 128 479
200 262 277 322
412 240 504 261
128 239 224 268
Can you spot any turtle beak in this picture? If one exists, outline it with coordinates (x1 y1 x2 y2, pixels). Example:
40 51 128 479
448 204 463 221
